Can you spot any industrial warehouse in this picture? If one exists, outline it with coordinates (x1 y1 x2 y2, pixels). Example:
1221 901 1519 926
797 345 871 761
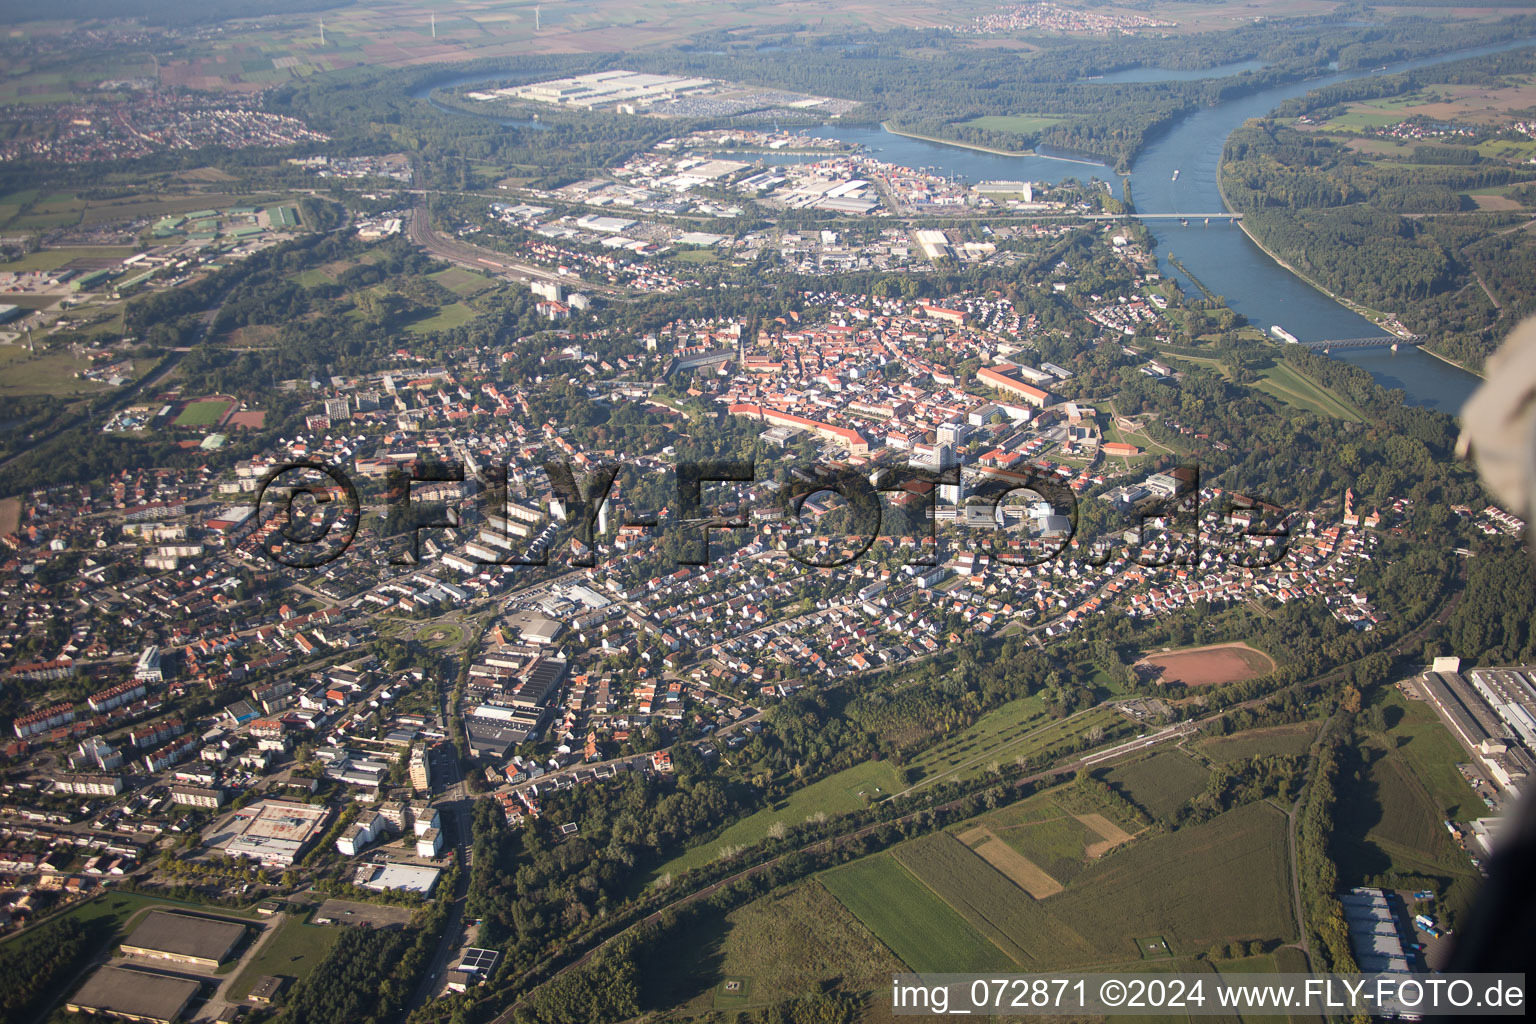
66 964 203 1024
119 910 246 968
1413 660 1536 796
1340 887 1418 973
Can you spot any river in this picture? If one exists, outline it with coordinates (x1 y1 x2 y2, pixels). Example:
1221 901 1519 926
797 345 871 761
411 42 1536 411
804 43 1536 413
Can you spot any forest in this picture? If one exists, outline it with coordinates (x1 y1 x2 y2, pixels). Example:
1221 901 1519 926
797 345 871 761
1221 47 1536 369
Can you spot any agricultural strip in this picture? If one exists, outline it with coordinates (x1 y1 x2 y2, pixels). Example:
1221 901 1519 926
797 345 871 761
819 853 1008 973
893 832 1095 967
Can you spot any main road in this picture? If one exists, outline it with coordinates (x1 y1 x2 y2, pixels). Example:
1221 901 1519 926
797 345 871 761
407 204 623 298
405 741 475 1011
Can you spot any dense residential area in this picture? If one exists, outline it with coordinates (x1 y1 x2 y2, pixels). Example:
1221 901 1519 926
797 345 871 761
2 3 1536 1024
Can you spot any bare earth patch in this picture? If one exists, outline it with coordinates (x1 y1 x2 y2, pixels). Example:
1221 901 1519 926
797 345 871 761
0 496 21 536
968 827 1064 898
1075 813 1135 859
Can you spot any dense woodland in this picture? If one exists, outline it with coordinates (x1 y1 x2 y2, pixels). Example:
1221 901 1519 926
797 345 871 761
1222 48 1536 369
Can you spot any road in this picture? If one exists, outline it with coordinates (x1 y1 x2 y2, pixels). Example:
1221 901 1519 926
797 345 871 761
405 742 474 1011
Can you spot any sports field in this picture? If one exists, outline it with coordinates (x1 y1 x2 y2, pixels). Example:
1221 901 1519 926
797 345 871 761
0 497 20 536
173 396 235 428
1136 642 1275 686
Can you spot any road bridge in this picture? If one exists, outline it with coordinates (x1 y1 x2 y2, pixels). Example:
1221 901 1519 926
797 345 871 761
1090 212 1244 221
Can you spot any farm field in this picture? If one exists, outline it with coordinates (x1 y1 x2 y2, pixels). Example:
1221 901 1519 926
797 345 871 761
1102 750 1210 820
650 881 904 1018
821 799 1292 975
990 810 1107 886
1196 721 1320 763
1046 801 1296 959
892 831 1095 966
904 700 1128 791
958 824 1065 897
819 853 1009 973
646 759 903 884
226 912 342 1001
1136 642 1276 687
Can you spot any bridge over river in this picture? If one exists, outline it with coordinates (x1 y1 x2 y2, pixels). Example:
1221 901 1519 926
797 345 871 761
1295 336 1417 350
1091 212 1244 221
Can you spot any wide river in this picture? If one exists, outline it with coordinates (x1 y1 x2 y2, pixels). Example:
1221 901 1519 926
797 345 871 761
802 40 1536 413
417 41 1536 411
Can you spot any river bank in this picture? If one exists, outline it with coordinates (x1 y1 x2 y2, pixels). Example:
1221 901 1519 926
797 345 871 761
878 121 1110 168
1213 166 1414 340
1215 153 1488 380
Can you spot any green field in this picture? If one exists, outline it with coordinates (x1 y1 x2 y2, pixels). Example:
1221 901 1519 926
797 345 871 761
648 759 904 883
1047 801 1296 958
974 787 1075 829
1255 360 1365 421
1102 751 1210 820
1319 110 1407 132
226 912 343 1000
173 398 232 427
1332 689 1485 921
0 245 138 273
894 831 1096 966
1474 137 1536 163
823 801 1293 972
404 302 476 334
903 699 1127 791
417 622 466 649
961 114 1066 135
0 345 103 398
429 266 497 297
1196 722 1320 763
293 268 335 287
819 853 1010 972
1378 688 1483 820
992 807 1102 885
647 881 903 1015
